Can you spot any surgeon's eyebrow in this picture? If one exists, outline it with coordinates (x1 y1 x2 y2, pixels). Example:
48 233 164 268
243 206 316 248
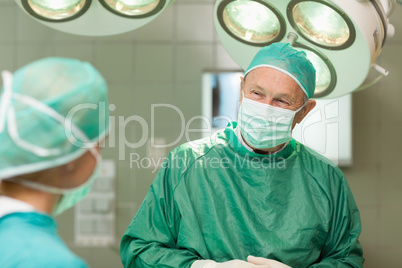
250 85 266 92
244 84 264 94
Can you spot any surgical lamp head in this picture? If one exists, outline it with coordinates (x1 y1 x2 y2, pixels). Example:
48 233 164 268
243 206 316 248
14 0 176 36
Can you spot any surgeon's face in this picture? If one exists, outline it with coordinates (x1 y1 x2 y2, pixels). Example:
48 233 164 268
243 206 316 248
240 67 315 129
241 67 304 109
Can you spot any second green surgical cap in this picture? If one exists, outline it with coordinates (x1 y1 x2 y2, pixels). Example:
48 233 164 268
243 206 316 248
245 42 316 98
0 57 108 179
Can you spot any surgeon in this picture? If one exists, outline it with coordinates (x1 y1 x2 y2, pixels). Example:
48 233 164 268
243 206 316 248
0 58 108 267
120 43 364 267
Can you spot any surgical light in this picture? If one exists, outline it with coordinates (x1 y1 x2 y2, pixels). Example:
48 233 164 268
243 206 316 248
289 1 354 49
23 0 89 21
220 0 284 45
214 0 396 99
15 0 175 36
294 45 336 97
99 0 164 18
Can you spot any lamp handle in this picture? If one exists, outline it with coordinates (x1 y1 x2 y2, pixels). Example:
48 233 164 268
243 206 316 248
384 0 397 17
357 64 389 90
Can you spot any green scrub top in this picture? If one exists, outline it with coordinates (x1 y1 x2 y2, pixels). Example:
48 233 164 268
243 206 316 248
121 122 363 268
0 211 88 268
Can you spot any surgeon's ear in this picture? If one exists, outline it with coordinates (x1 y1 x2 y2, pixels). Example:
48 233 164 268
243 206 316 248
239 76 245 102
294 99 316 124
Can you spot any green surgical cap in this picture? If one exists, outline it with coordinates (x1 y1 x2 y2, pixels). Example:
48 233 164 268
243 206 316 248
245 42 316 98
0 57 109 179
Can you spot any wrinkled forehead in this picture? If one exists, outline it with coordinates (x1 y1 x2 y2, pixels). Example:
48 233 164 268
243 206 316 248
245 64 309 98
244 67 306 102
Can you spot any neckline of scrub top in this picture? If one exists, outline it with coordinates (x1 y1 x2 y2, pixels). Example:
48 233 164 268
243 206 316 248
0 196 36 218
224 121 296 159
0 210 58 234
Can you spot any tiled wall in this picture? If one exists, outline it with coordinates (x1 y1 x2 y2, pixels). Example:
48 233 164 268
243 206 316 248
1 0 402 267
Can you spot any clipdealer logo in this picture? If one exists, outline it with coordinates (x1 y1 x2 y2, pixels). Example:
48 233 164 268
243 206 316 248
129 153 286 173
63 99 345 168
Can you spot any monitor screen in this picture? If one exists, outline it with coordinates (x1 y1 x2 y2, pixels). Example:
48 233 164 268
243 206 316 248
202 71 243 129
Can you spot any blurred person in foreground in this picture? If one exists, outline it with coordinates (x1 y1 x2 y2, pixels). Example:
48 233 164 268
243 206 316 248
0 57 109 267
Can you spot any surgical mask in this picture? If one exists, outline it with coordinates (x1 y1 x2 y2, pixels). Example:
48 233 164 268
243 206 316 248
238 93 306 149
53 152 100 216
9 148 101 216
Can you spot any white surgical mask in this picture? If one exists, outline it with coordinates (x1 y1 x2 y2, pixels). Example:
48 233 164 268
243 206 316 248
238 93 306 149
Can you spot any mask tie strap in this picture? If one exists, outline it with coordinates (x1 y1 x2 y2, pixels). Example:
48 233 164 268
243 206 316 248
7 92 97 157
9 177 66 195
7 93 63 157
7 94 99 193
294 100 309 114
0 71 13 134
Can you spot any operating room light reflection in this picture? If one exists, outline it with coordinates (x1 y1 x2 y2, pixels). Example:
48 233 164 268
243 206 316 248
28 0 86 19
292 2 350 47
29 0 80 10
104 0 159 15
115 0 157 7
223 0 280 43
300 49 331 95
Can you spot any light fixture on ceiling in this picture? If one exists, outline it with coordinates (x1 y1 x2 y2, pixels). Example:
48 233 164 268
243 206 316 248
99 0 166 18
214 0 396 99
15 0 175 36
218 0 285 45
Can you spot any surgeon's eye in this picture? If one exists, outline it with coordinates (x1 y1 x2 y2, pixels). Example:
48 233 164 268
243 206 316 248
275 99 290 108
250 90 264 99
